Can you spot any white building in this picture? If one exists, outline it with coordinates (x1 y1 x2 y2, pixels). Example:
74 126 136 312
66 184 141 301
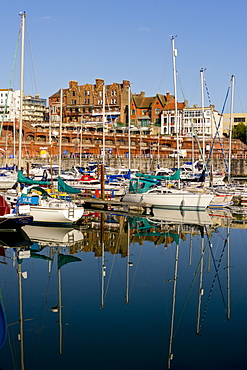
161 105 223 137
0 89 20 122
23 94 46 122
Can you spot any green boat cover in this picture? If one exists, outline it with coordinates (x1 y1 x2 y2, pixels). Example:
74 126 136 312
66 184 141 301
135 169 180 181
18 170 51 185
58 254 81 269
58 176 81 194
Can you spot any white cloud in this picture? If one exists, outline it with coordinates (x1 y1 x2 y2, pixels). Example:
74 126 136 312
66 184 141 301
138 27 150 32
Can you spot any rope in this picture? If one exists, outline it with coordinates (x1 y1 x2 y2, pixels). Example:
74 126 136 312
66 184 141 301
0 29 21 136
198 228 229 331
173 233 205 337
204 77 230 172
26 24 39 95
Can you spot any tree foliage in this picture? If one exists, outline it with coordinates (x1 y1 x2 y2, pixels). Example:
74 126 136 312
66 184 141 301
232 122 246 144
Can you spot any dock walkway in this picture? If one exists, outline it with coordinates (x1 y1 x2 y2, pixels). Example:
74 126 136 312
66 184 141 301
80 197 153 215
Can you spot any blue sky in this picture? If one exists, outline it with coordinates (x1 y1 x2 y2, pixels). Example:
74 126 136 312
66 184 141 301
0 0 246 113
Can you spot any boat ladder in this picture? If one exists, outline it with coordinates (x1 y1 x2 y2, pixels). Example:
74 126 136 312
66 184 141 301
68 206 75 218
68 233 75 244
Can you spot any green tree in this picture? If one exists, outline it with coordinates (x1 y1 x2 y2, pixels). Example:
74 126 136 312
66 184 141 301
232 122 247 144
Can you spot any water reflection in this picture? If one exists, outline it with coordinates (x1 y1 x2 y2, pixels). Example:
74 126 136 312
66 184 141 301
0 208 247 369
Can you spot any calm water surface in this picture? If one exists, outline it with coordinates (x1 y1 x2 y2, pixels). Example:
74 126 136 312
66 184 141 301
0 210 247 370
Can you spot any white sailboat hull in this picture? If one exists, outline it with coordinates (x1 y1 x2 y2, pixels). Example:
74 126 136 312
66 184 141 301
0 178 17 189
28 203 84 225
24 225 84 244
122 192 214 211
150 208 213 225
29 206 84 225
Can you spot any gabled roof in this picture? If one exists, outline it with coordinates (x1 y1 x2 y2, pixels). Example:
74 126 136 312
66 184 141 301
155 94 168 106
132 95 154 108
49 89 68 98
132 92 183 110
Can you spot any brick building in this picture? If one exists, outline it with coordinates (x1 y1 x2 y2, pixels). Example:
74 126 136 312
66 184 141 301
130 91 187 134
48 79 130 129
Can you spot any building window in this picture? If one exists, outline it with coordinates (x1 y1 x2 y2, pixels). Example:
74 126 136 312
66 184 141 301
71 100 76 105
87 91 90 96
155 108 160 115
72 91 76 97
111 99 116 104
234 117 245 122
98 99 103 105
111 90 117 96
99 90 103 97
131 109 135 115
142 110 147 115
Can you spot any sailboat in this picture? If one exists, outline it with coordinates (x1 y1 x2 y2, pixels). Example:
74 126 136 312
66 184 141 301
122 172 214 211
122 38 213 211
13 14 84 226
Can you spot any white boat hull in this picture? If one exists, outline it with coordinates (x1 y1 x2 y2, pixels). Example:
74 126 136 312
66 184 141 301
150 208 213 225
122 192 214 211
0 179 17 189
28 204 84 225
24 225 84 244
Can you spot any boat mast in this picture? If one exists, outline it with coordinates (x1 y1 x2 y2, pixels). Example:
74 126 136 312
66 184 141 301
168 237 179 369
196 226 205 334
226 221 231 320
17 255 25 369
102 84 106 166
171 36 180 188
59 89 63 176
101 213 106 308
128 83 131 170
200 68 205 164
18 11 26 173
125 219 133 304
228 75 235 183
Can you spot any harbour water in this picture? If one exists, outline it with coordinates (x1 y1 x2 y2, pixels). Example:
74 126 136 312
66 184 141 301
0 209 247 369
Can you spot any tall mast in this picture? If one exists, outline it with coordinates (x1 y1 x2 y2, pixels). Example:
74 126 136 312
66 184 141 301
171 36 180 188
102 84 105 165
228 75 235 182
59 89 63 176
128 84 131 170
168 238 179 369
18 11 26 172
17 256 25 369
196 227 205 334
200 68 205 163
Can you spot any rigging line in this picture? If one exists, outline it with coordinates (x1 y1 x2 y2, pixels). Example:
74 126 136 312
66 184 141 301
1 277 18 370
0 30 21 137
157 43 171 94
190 126 210 177
177 72 187 102
104 245 118 299
205 78 230 171
25 23 39 94
199 230 229 331
129 245 143 298
234 78 245 113
173 231 206 337
63 256 82 341
32 257 54 366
